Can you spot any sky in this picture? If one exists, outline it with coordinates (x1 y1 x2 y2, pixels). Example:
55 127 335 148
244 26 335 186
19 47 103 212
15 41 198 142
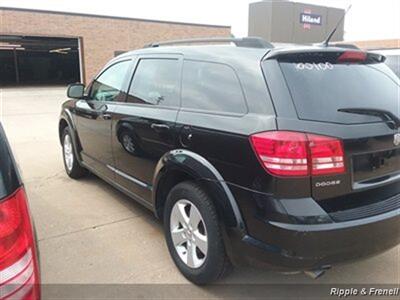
0 0 399 41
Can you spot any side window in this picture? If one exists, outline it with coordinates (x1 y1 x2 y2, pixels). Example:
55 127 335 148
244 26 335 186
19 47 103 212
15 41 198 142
90 60 130 102
182 60 247 114
127 58 180 107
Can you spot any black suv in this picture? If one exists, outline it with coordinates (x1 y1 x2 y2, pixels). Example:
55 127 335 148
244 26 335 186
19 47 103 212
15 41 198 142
59 37 400 284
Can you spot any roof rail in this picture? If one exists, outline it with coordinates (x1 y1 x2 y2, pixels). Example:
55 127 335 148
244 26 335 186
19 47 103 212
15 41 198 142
144 37 274 49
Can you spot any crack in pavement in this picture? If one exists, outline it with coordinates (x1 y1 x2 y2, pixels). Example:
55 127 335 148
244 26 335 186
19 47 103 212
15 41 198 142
38 215 143 243
23 171 66 185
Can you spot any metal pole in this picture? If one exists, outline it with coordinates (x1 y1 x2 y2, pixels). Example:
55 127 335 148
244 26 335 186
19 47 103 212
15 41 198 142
78 37 85 84
13 48 20 84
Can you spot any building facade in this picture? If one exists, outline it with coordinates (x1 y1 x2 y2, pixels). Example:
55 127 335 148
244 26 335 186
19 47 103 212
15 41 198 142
351 39 400 50
249 0 345 43
0 7 231 85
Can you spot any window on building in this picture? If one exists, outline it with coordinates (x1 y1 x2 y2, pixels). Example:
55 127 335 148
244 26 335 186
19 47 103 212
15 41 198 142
181 60 247 114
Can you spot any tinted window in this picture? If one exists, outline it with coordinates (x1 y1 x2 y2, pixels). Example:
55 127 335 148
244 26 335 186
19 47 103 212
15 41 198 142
384 55 400 78
278 62 400 124
182 60 247 114
0 129 20 200
90 60 130 102
127 59 180 107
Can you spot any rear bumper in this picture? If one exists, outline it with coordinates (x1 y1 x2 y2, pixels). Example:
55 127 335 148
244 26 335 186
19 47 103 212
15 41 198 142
228 208 400 270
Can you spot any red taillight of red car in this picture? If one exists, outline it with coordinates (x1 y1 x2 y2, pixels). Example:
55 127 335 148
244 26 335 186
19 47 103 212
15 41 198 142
250 131 345 177
0 187 40 300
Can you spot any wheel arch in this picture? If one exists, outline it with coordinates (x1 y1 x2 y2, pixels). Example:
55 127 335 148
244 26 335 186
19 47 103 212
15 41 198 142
152 149 245 231
59 109 83 161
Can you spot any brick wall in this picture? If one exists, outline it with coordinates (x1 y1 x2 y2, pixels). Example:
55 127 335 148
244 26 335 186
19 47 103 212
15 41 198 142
0 8 231 83
350 39 400 50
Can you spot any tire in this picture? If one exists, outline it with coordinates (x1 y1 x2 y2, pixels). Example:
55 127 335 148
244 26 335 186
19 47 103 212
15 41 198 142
164 181 231 285
62 127 88 179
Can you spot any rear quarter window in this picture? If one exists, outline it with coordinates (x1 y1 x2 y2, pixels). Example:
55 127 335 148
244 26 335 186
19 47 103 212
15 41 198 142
181 60 247 114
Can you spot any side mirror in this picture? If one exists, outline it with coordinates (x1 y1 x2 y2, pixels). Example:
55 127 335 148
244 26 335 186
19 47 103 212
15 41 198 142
67 83 85 99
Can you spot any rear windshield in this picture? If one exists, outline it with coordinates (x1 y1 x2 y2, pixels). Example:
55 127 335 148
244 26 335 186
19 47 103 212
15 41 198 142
278 61 400 124
0 128 20 200
384 55 400 78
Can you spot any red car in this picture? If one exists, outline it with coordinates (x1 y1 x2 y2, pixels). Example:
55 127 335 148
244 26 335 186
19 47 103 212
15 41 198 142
0 123 40 299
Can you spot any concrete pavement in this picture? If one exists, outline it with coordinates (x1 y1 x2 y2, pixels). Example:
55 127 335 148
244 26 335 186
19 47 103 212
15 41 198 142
0 86 398 285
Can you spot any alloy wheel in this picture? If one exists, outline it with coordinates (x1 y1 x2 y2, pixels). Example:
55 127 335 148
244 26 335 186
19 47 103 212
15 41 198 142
170 199 208 269
63 134 74 172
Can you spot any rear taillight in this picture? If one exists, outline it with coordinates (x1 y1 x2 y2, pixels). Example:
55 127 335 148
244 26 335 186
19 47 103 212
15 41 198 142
307 134 345 176
250 131 345 177
0 188 40 300
337 51 367 63
250 131 309 176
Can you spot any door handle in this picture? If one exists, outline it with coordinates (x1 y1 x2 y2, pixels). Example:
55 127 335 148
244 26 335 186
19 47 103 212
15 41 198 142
101 114 112 120
151 123 170 131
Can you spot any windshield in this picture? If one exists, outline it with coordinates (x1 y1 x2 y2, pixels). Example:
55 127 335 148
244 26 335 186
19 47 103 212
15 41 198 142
278 62 400 124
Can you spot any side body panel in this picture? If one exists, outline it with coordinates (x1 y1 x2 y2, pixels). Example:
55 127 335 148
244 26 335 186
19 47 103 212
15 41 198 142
74 100 116 179
112 54 182 203
73 58 134 180
172 56 283 235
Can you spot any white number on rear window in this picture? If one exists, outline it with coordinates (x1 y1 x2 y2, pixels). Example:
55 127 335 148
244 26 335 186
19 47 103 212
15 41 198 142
295 62 333 71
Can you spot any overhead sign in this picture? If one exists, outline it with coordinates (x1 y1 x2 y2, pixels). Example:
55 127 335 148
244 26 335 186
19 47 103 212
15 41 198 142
300 10 322 29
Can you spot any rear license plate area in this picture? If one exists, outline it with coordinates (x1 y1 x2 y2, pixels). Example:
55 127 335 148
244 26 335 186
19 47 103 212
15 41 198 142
352 148 400 183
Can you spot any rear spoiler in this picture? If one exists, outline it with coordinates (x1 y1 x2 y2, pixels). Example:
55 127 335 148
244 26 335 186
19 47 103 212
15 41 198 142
263 47 386 63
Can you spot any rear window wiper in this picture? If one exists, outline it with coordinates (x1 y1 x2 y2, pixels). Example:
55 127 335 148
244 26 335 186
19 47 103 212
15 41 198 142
338 108 400 130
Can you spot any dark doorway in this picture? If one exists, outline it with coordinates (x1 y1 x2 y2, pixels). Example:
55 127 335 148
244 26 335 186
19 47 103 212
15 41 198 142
0 35 81 86
0 50 17 85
